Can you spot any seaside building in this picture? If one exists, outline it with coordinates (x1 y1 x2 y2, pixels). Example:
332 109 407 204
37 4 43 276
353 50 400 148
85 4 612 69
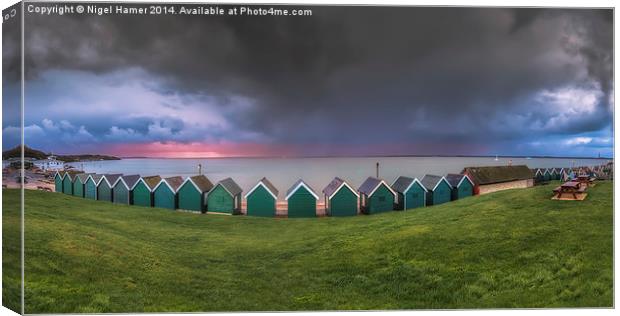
54 171 65 193
322 177 359 216
33 155 64 171
445 174 475 201
84 174 103 200
245 177 279 217
62 172 82 195
112 175 141 204
285 179 319 217
420 175 452 206
358 177 396 214
207 177 242 214
534 168 545 183
543 169 552 182
177 175 214 212
97 174 123 202
462 165 534 195
153 176 184 210
132 176 162 207
391 176 426 210
73 173 92 198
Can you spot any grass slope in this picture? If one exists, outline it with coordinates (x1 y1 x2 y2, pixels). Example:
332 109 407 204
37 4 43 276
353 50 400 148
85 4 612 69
2 181 613 312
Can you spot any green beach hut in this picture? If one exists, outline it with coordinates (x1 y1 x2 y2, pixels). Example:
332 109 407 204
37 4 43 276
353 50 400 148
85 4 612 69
177 175 213 212
445 173 474 201
285 179 319 218
62 172 80 195
153 176 184 210
358 177 397 214
543 169 552 182
553 168 563 180
421 175 452 206
84 174 102 200
245 177 279 217
72 173 92 198
391 176 427 210
132 175 162 207
207 177 243 214
534 168 545 183
322 177 359 216
54 171 65 193
97 174 122 202
112 174 141 204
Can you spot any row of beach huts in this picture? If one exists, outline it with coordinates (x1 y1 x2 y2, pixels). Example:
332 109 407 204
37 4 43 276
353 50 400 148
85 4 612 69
531 165 612 183
52 164 611 217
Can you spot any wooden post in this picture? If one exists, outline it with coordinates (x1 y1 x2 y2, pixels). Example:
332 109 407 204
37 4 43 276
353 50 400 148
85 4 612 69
198 163 202 175
376 162 379 178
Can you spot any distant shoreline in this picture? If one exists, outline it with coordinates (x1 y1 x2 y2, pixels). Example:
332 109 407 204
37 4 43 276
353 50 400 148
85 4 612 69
116 155 614 160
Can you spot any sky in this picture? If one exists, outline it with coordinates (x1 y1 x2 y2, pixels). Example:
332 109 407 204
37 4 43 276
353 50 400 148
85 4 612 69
2 5 614 158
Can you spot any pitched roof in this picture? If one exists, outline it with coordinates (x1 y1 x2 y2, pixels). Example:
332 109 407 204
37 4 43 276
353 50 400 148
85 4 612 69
218 177 242 196
115 174 141 189
322 177 359 199
75 173 93 183
101 174 123 187
141 175 162 190
186 175 214 193
88 174 104 185
244 177 279 199
358 177 397 198
462 165 533 185
285 179 319 200
163 176 184 192
421 175 447 191
63 171 84 181
391 176 414 193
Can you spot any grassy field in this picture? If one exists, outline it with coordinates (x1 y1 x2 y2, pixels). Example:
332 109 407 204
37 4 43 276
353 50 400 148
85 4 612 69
2 181 613 312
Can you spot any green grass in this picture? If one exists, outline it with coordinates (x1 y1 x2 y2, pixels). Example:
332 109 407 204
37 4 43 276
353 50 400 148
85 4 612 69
2 181 613 312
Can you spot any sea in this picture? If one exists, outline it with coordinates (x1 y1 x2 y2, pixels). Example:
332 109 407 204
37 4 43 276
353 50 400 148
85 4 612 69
68 156 610 200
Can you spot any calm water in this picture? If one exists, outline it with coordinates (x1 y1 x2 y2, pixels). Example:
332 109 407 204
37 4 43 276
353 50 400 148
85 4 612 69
68 157 610 200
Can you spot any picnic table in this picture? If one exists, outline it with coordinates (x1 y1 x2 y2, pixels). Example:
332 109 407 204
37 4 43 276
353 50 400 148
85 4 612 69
574 175 595 187
553 181 587 200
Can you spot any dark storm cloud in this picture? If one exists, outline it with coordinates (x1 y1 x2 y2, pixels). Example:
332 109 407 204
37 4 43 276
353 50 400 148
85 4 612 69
17 5 613 156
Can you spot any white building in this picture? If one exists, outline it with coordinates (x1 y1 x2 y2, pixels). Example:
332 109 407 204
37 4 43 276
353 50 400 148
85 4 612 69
33 155 64 171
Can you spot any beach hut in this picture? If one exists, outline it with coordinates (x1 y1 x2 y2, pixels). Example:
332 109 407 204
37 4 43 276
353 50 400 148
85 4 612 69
358 177 397 214
153 176 184 210
391 176 427 210
462 165 534 195
285 179 319 218
207 177 243 214
245 177 279 217
112 174 141 204
54 171 64 193
549 168 559 180
72 173 92 198
543 169 552 182
62 172 79 195
421 175 452 206
177 175 214 212
132 175 162 207
534 168 545 183
322 177 359 216
84 174 103 200
445 173 474 201
97 174 122 202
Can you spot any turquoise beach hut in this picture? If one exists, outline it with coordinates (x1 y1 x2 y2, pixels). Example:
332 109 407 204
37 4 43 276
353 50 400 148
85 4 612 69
391 176 427 210
206 177 242 214
112 175 141 204
178 175 213 213
153 176 184 210
72 173 92 198
245 177 279 217
285 179 319 218
84 174 102 200
358 177 397 214
97 174 122 202
322 177 359 216
445 173 474 201
54 171 64 193
421 175 452 206
543 169 552 182
132 175 162 207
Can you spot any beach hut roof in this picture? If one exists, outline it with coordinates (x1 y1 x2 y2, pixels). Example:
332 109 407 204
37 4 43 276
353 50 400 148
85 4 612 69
244 177 279 199
101 174 123 187
63 171 84 181
391 176 427 193
138 175 162 191
87 174 104 185
285 179 319 200
323 177 359 199
75 173 93 183
217 177 242 196
421 174 450 191
445 173 474 188
358 177 397 198
461 165 533 185
180 175 214 193
155 176 184 192
113 174 141 190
